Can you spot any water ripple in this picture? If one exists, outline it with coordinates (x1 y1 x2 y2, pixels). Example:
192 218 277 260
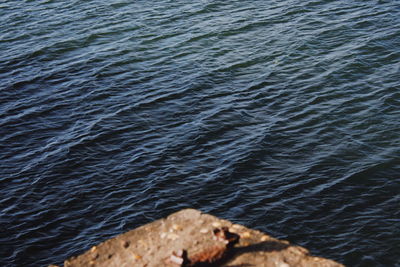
1 0 399 266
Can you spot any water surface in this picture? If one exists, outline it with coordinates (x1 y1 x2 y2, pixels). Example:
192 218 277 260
1 0 399 266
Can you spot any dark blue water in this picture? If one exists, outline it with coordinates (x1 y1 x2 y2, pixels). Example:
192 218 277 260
1 0 399 266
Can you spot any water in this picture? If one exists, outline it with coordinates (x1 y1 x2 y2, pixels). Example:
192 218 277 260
1 0 399 266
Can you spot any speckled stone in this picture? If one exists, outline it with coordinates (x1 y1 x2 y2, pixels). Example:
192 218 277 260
52 209 344 267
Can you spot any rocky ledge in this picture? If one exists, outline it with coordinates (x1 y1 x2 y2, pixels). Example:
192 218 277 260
51 209 344 267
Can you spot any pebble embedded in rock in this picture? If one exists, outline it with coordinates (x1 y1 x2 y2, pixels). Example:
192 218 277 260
261 235 270 241
212 222 221 228
200 228 208 234
172 224 182 231
122 240 130 248
241 232 251 238
167 233 179 240
132 253 142 260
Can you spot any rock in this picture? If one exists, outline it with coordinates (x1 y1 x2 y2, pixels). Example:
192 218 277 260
53 209 344 267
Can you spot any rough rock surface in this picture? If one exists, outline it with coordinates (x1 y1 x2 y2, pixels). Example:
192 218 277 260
55 209 344 267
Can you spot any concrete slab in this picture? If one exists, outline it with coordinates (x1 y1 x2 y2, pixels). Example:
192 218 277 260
53 209 344 267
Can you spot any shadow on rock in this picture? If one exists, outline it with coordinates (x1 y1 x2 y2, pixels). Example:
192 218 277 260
196 240 290 267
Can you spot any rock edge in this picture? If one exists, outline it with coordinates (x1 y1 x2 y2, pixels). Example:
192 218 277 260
52 209 344 267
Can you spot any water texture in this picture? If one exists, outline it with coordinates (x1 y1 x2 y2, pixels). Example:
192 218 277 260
1 0 399 266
